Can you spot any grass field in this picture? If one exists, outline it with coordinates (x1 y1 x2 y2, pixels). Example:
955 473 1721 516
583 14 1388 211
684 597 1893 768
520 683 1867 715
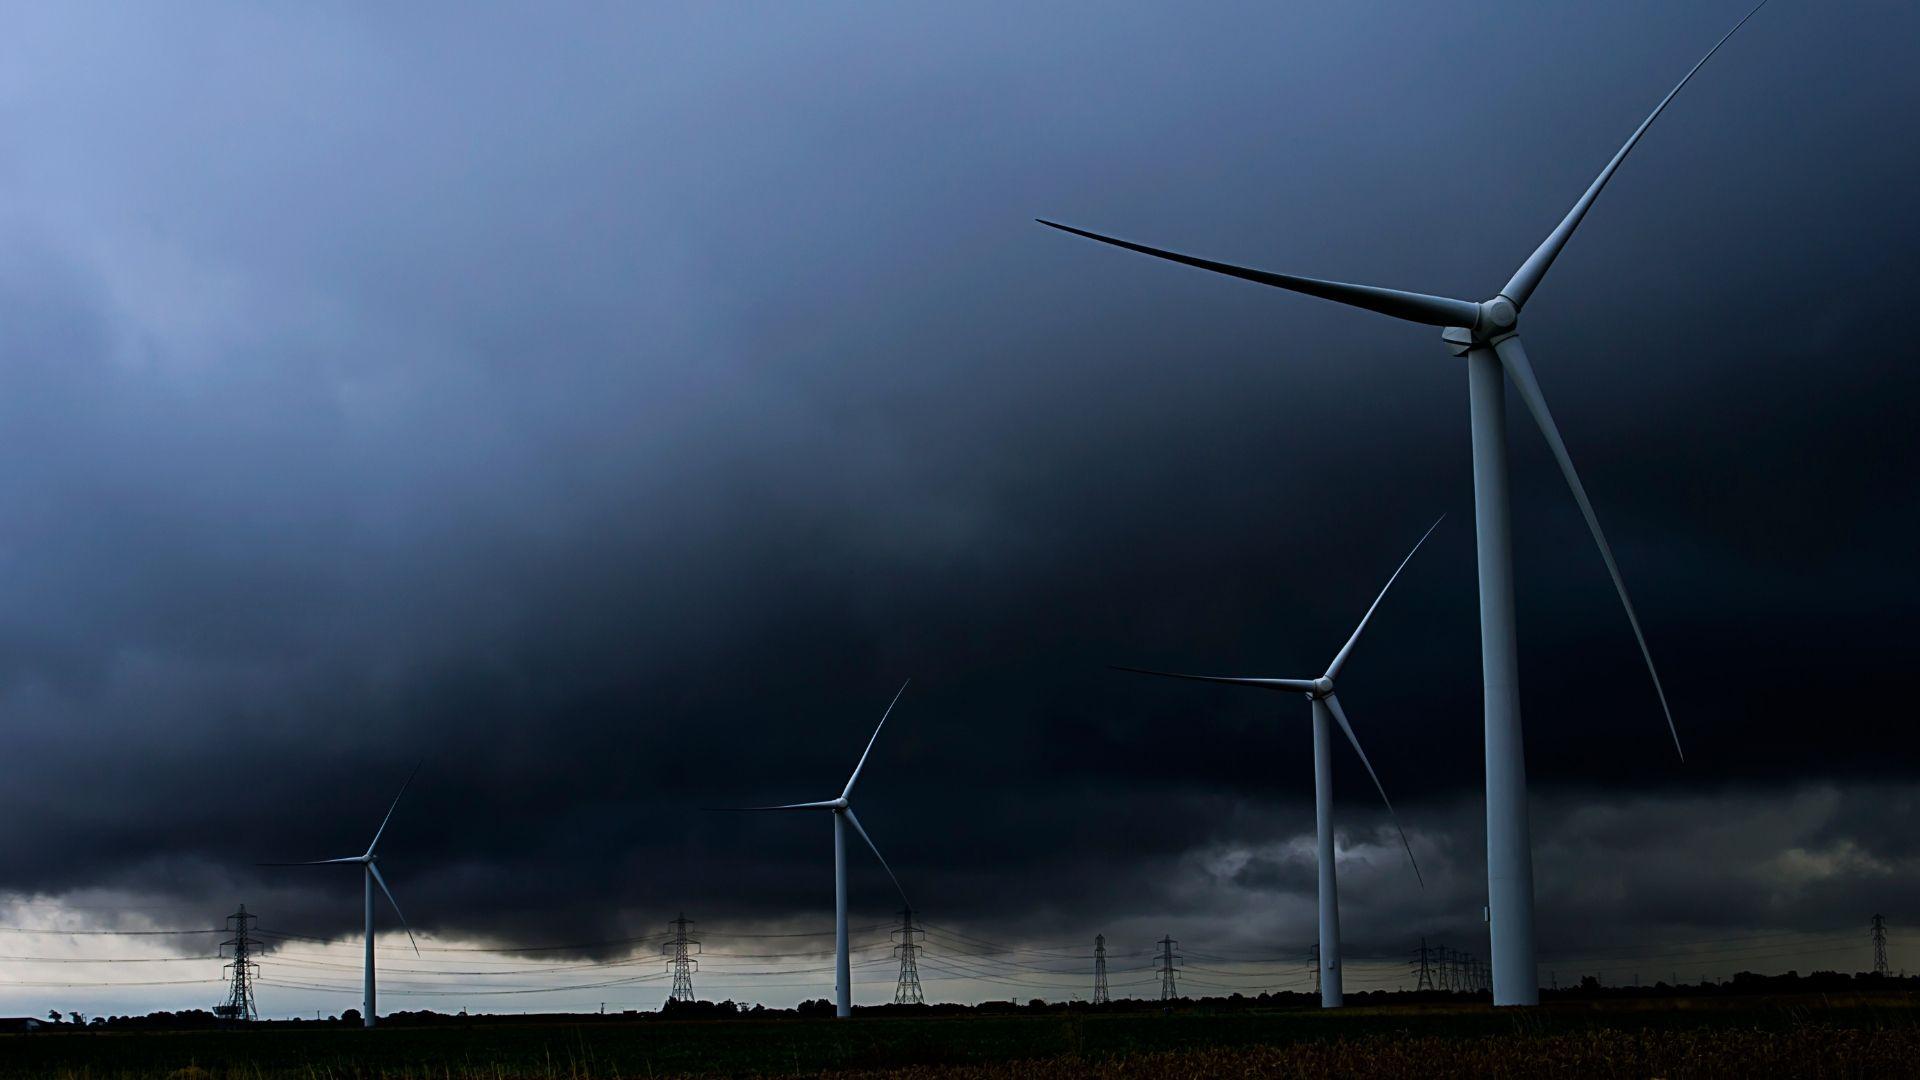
3 995 1916 1079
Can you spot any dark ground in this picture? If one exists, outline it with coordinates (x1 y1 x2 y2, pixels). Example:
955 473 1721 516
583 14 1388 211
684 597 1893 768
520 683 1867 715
3 993 1917 1078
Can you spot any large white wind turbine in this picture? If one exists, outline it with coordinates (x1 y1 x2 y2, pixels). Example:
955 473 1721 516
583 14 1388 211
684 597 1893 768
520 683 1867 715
718 681 911 1018
1041 3 1772 1006
266 762 422 1028
1118 517 1437 1009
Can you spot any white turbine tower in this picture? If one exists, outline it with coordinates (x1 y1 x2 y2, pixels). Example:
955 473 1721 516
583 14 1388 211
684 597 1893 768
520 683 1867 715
1041 3 1773 1005
719 681 911 1018
1118 517 1437 1009
266 762 421 1028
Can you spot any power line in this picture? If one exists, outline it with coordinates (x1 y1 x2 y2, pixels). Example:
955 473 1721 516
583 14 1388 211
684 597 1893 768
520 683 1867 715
0 976 224 988
0 953 217 963
1536 928 1859 960
243 923 889 958
915 923 1094 956
259 972 676 997
0 926 224 936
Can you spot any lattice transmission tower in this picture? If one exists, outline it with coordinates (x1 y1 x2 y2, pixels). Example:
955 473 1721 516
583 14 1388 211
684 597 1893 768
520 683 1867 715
1156 936 1180 1001
1092 935 1110 1004
662 913 700 1003
1308 944 1320 996
893 906 924 1005
1411 937 1435 992
215 904 258 1022
1872 914 1889 977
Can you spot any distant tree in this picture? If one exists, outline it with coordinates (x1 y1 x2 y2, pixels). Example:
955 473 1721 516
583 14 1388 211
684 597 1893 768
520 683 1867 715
67 1012 84 1025
662 998 743 1020
339 1009 362 1026
46 1010 59 1023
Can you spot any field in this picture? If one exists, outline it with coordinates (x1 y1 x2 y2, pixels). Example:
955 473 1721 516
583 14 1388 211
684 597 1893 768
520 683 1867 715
3 995 1917 1079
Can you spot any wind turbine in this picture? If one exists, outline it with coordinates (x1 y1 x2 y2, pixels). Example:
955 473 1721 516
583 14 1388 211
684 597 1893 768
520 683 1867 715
1040 3 1772 1006
717 680 911 1018
265 762 421 1028
1118 516 1437 1008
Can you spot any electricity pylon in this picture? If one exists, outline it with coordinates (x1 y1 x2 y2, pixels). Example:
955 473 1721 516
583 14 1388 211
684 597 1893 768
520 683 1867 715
215 905 258 1022
893 906 924 1005
1412 937 1435 992
1092 934 1110 1004
1157 936 1180 1001
1872 914 1889 977
662 913 700 1003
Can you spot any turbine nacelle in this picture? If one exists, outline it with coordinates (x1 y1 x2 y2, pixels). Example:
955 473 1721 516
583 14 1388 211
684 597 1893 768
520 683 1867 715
1441 297 1522 356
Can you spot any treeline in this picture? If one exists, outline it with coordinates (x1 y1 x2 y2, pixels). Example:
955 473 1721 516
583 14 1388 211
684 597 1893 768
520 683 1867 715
1543 969 1920 1000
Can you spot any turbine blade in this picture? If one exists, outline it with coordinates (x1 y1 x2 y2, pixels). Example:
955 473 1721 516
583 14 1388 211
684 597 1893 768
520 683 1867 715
365 760 422 858
1493 334 1682 761
1323 693 1421 888
258 857 364 866
1325 515 1444 680
843 679 910 799
705 800 841 812
843 807 908 906
1501 0 1771 309
1036 220 1480 328
366 863 420 956
1112 666 1318 693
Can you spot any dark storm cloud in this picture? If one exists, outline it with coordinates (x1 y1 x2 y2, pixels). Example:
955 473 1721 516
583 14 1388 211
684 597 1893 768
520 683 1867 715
0 0 1916 985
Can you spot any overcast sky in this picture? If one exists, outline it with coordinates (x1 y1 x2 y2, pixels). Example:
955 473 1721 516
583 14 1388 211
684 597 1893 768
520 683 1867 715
1 0 1916 1018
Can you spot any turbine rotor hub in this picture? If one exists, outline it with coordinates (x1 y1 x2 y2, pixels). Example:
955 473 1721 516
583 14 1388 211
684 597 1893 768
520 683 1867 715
1479 295 1519 333
831 797 849 811
1311 677 1334 698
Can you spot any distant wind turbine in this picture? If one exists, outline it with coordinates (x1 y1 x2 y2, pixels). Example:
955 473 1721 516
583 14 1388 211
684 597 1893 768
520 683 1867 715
1118 516 1437 1009
715 681 911 1018
1043 1 1773 1005
265 762 421 1028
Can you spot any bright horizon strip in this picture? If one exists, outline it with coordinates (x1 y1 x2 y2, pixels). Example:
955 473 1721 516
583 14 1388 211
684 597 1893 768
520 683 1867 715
0 914 1901 1020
